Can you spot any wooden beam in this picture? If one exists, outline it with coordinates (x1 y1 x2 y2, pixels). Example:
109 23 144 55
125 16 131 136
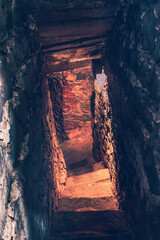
30 0 120 13
45 43 104 64
46 59 92 73
39 18 114 38
34 7 117 25
42 36 107 52
41 35 108 48
39 18 114 46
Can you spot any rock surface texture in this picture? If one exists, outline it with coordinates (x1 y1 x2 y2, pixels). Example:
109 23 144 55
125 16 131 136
0 0 47 239
0 0 66 239
105 0 160 239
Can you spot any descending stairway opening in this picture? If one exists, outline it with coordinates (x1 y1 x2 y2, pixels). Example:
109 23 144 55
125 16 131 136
30 1 134 239
46 52 132 239
54 59 118 209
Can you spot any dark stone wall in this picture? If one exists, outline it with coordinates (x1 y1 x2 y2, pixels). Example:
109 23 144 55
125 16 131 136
105 0 160 239
0 1 50 239
92 73 118 184
41 73 67 213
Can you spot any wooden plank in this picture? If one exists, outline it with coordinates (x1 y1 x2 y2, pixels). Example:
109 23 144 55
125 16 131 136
41 35 108 49
46 59 92 73
42 36 107 52
39 18 114 46
30 0 120 13
46 54 101 64
39 18 115 38
35 7 117 25
45 43 104 63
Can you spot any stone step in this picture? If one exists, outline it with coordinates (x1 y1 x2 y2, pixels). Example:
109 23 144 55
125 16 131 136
68 161 105 177
57 196 118 212
66 168 110 186
68 158 88 171
61 181 114 198
52 210 128 235
52 232 133 240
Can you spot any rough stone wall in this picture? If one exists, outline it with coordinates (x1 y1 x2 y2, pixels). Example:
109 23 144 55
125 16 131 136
105 0 160 239
48 67 94 140
42 73 67 210
0 1 50 239
47 67 94 168
93 72 118 196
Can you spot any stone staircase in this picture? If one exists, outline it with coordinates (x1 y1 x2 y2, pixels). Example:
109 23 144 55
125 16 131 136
53 234 133 240
50 162 133 240
58 168 118 211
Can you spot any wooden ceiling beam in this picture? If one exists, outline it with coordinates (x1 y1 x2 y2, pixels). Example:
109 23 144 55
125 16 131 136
30 0 120 13
43 38 106 53
46 59 92 73
45 43 104 63
33 7 117 25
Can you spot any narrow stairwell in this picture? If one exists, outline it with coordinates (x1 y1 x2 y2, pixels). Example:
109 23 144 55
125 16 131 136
58 167 118 211
47 44 133 240
51 160 133 240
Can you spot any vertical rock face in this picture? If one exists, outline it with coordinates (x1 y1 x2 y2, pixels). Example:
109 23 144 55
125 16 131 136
93 72 117 192
41 74 67 210
0 1 52 239
49 68 94 137
105 0 160 239
47 62 95 168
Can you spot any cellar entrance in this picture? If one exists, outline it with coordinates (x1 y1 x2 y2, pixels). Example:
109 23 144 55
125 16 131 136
46 51 132 238
49 55 118 207
29 0 133 239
